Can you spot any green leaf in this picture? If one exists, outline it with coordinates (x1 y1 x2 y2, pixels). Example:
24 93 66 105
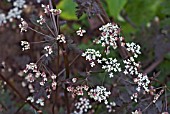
57 0 77 20
125 0 162 26
106 0 127 20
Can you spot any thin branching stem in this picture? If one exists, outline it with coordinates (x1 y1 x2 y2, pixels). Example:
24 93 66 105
0 73 42 114
28 27 55 39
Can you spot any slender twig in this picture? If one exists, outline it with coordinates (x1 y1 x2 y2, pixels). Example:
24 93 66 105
0 101 7 111
144 57 164 74
0 73 42 113
28 27 55 39
95 0 110 23
165 86 168 111
45 22 56 37
121 10 137 28
14 102 27 114
58 54 81 77
142 102 153 112
96 14 105 24
62 50 70 114
49 0 58 36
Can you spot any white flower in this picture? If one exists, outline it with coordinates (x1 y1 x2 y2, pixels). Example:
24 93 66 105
36 98 44 106
51 74 57 80
76 27 86 36
7 7 22 21
90 61 95 67
109 72 114 78
27 96 34 103
25 73 35 83
50 9 62 15
52 81 57 90
72 78 77 83
41 4 50 14
0 14 7 26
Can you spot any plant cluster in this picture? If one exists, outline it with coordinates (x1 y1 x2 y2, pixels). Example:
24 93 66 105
0 0 170 114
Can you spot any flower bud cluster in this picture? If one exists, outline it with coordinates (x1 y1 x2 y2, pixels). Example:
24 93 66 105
56 34 66 43
130 92 138 102
76 27 86 36
44 46 53 57
67 85 89 97
21 41 30 51
0 0 42 26
153 89 164 103
37 15 46 25
20 63 58 106
41 4 62 15
19 18 28 32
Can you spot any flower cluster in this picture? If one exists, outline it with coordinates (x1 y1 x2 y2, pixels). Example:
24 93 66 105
101 58 121 78
67 85 89 98
56 34 66 43
82 49 101 67
0 0 42 26
130 92 138 102
0 0 24 25
41 4 62 15
51 74 57 90
20 63 57 106
21 41 30 51
134 73 150 92
88 86 111 104
27 96 45 106
37 15 45 25
106 101 116 113
19 18 28 32
13 0 26 8
44 46 53 57
76 27 86 36
126 42 141 58
123 57 140 75
96 23 122 50
123 57 150 92
153 89 164 103
73 98 92 114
